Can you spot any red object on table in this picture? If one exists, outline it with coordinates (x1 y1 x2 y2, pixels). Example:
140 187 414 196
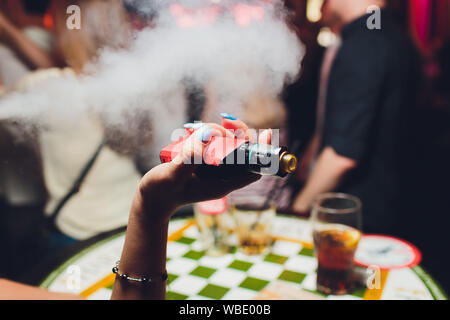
197 197 228 216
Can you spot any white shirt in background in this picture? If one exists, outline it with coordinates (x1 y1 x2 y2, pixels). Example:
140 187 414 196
41 113 142 240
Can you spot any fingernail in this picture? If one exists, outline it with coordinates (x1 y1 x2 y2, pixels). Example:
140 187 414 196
184 122 204 129
220 113 237 120
194 125 212 142
192 122 205 129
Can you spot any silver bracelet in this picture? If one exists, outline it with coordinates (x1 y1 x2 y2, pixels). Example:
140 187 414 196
112 260 168 284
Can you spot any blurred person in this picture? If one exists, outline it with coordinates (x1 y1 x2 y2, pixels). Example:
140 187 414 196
0 0 189 284
32 0 145 247
201 80 288 208
436 40 450 107
0 0 56 279
0 1 55 86
0 278 82 300
49 0 131 73
195 1 290 209
0 0 156 265
291 0 420 235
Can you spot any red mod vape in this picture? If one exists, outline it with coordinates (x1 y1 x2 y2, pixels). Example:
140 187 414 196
160 130 297 178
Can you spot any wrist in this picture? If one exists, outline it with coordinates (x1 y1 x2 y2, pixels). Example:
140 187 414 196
132 187 178 226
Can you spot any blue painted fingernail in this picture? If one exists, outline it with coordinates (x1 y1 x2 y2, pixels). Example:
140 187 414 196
194 125 212 142
184 122 204 129
192 122 205 129
220 113 237 120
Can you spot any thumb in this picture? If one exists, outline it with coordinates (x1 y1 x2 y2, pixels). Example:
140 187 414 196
258 129 272 145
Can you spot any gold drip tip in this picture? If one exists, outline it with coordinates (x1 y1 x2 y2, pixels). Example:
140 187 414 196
280 152 298 174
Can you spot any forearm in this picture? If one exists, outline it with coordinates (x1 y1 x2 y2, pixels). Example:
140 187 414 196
295 163 343 212
111 193 173 300
109 117 268 299
0 18 55 69
0 279 82 300
294 147 356 213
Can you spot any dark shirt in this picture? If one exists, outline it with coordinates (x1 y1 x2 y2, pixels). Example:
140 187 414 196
322 10 420 234
284 24 325 155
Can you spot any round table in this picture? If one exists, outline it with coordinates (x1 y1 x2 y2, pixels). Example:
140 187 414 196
39 215 447 300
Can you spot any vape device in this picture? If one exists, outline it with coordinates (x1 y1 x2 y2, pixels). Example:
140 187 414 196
160 130 297 178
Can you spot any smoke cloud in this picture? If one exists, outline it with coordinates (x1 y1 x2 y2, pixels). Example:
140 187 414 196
0 0 304 153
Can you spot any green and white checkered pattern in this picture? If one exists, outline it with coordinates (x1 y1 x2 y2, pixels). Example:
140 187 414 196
41 217 444 300
161 225 366 300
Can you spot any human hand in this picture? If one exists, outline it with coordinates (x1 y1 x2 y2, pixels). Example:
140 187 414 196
136 115 272 224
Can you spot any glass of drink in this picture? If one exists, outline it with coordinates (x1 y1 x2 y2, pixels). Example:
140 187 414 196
229 194 275 255
195 198 231 257
311 193 362 295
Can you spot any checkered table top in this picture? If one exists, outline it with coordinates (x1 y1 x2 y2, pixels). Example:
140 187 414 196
40 216 447 300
